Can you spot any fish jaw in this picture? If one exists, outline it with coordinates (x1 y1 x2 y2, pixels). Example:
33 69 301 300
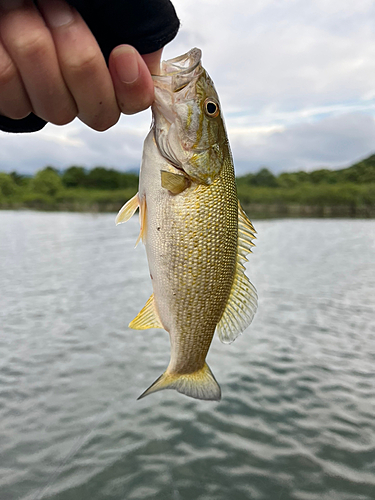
151 47 203 145
152 48 203 91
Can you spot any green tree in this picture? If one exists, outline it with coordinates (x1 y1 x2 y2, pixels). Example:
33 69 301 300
309 169 338 184
31 168 63 196
86 167 121 190
119 172 139 189
62 166 87 188
339 155 375 183
251 167 278 187
9 171 26 186
0 173 18 196
277 172 299 188
236 172 255 186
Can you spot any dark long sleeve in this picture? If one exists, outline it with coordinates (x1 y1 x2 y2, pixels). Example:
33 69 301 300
0 0 179 133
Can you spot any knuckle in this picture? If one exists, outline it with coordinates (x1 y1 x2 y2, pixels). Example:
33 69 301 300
0 58 17 88
82 109 120 131
1 105 31 120
64 47 99 76
48 108 76 126
10 29 49 61
92 114 120 131
119 93 152 115
50 115 73 126
0 60 32 119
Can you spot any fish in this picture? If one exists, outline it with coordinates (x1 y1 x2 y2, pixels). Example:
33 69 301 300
116 48 257 401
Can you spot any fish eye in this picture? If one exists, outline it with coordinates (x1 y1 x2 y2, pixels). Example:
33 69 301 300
204 98 220 118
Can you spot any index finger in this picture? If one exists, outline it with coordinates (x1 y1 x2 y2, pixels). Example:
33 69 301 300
38 0 120 131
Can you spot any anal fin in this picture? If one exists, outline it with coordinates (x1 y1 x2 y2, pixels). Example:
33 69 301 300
129 293 163 330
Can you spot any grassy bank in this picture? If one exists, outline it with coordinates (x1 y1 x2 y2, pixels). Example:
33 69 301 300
1 156 375 217
1 184 374 218
237 183 375 218
0 187 137 213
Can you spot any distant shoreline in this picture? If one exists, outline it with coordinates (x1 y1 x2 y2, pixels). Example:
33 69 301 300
1 156 374 218
1 201 373 218
241 202 375 218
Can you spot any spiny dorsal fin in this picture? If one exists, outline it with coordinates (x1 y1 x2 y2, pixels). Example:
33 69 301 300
115 193 139 225
161 170 190 194
238 200 256 234
129 293 163 330
216 203 258 344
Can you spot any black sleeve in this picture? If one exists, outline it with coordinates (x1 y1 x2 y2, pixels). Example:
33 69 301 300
0 0 180 134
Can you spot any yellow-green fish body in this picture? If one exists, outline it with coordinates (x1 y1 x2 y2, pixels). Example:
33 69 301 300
116 48 257 401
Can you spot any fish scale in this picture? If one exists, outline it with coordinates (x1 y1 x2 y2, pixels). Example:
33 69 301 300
153 156 238 374
116 48 257 401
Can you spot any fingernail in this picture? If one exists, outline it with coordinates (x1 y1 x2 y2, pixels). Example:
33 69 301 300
1 0 24 10
114 46 140 84
39 0 74 28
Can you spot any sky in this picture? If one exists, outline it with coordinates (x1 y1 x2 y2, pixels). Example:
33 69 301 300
1 0 375 176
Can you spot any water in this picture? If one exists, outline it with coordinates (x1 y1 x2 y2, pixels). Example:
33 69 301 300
1 211 374 500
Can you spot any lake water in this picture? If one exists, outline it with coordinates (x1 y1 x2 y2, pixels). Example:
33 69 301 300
1 211 375 500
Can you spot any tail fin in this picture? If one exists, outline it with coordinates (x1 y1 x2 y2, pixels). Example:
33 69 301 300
137 363 221 401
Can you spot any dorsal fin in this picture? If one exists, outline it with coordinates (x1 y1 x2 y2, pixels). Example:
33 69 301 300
216 203 258 344
129 293 163 330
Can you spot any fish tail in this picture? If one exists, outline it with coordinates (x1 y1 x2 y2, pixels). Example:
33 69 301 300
137 363 221 401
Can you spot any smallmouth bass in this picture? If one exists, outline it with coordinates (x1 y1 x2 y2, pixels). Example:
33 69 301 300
116 48 257 401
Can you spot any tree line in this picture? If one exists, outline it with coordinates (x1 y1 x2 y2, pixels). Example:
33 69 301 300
0 155 374 216
236 154 375 188
0 166 139 195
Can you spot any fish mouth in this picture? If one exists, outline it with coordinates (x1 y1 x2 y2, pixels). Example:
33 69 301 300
157 48 202 76
152 48 203 93
151 49 202 169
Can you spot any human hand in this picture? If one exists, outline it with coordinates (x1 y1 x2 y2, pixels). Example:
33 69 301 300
0 0 161 131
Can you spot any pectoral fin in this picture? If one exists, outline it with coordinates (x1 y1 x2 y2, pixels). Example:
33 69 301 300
129 293 163 330
116 193 146 247
135 196 147 247
161 170 190 194
216 203 258 344
115 193 139 225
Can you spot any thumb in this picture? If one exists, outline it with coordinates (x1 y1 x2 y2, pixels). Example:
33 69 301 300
109 45 155 115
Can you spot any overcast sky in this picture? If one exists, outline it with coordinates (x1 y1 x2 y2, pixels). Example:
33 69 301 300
1 0 375 175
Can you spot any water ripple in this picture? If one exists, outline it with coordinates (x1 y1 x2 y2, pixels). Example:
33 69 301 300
1 214 375 499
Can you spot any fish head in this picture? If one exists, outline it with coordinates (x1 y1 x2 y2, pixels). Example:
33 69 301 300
152 48 228 185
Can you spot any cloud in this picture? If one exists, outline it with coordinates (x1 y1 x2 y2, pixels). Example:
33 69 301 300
231 112 375 174
0 112 151 174
166 0 375 129
1 0 375 175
